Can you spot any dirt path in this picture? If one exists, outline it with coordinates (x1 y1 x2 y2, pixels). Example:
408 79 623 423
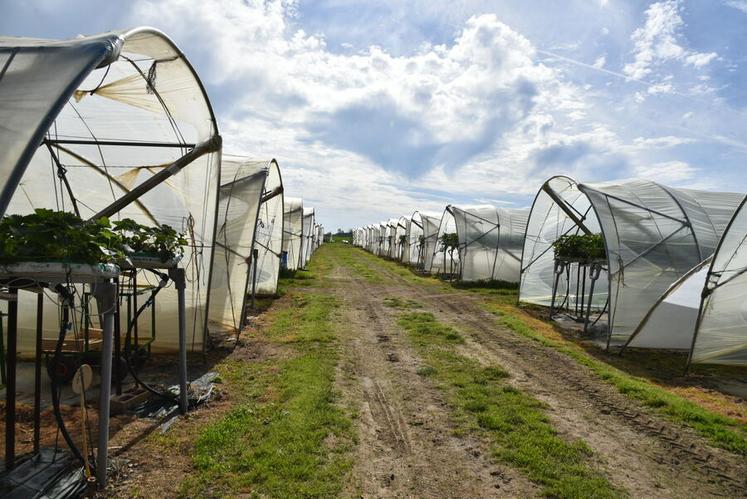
328 264 539 498
340 250 747 498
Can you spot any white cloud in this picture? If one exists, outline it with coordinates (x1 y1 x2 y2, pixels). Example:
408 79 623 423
633 160 696 183
647 82 673 94
632 136 694 148
684 51 717 68
128 0 589 224
623 0 717 80
725 0 747 14
120 0 741 227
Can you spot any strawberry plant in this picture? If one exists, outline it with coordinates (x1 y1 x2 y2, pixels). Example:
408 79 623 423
112 218 188 262
553 233 606 261
0 210 187 265
0 209 124 264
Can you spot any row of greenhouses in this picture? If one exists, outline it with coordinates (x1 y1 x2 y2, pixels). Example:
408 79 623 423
354 176 747 368
0 27 324 489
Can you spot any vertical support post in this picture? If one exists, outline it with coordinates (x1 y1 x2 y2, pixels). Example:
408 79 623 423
5 287 17 471
169 268 188 414
549 260 563 320
133 271 139 350
113 278 122 395
0 311 6 386
94 280 116 488
580 264 587 321
574 262 581 317
251 248 259 311
33 292 43 454
584 264 601 335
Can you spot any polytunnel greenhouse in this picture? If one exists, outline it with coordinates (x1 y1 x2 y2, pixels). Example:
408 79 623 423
411 211 441 271
520 175 742 348
0 26 221 486
394 217 410 261
377 222 388 256
283 197 304 271
384 218 399 259
624 194 747 366
0 27 223 353
301 207 315 268
251 160 284 296
208 156 284 330
368 225 378 253
433 205 528 282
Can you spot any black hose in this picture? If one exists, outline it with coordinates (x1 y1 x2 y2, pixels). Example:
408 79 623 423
123 271 178 403
50 284 87 467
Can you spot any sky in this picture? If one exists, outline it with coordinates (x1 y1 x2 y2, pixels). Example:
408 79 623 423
3 0 747 231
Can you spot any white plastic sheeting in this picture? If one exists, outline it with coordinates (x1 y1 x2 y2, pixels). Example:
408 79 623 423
395 216 410 261
520 176 742 348
384 219 399 259
432 207 459 276
377 222 388 257
249 160 284 296
0 28 221 352
434 205 528 282
626 259 710 350
691 197 747 365
403 215 421 265
208 156 266 331
412 211 441 271
301 207 315 268
283 197 303 271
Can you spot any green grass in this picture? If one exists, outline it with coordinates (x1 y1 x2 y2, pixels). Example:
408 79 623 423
398 311 622 498
334 247 382 282
348 246 443 286
181 247 354 497
484 302 747 456
382 297 422 309
344 245 747 456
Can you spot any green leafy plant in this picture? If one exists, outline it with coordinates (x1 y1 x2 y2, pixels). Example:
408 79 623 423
553 233 606 261
440 232 459 252
0 210 187 265
0 209 124 264
113 218 188 262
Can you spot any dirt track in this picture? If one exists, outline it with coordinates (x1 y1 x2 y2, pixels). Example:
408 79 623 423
333 248 747 498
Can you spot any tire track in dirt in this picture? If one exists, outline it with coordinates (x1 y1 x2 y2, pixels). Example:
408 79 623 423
330 263 539 498
354 252 747 498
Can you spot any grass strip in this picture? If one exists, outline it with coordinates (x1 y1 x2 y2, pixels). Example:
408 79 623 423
398 311 623 498
483 300 747 456
180 248 354 497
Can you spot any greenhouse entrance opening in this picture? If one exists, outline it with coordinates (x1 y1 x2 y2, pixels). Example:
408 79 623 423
520 176 742 349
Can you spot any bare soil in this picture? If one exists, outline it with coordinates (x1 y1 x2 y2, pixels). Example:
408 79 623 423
329 264 539 498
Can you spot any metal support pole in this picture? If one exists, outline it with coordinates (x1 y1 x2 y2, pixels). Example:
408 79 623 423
549 260 563 320
580 264 587 321
584 264 601 335
169 268 188 414
133 272 139 350
94 280 116 488
113 279 122 395
33 292 43 454
251 249 259 311
5 287 17 470
0 311 6 385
